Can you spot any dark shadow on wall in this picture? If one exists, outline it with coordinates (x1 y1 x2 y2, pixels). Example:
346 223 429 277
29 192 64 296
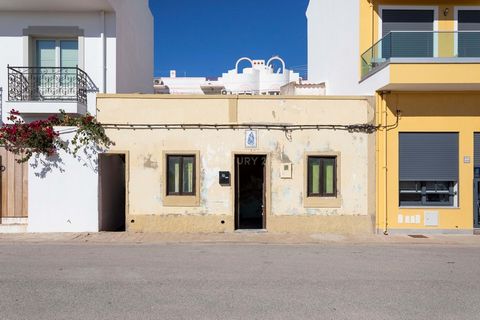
385 92 480 118
29 133 103 179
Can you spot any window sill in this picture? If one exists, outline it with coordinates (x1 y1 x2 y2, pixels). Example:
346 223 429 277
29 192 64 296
164 195 200 207
304 196 342 208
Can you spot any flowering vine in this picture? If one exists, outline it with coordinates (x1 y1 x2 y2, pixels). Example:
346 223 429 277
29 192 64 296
0 109 113 163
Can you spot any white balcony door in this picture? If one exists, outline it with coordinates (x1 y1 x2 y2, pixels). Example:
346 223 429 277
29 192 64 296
35 39 78 100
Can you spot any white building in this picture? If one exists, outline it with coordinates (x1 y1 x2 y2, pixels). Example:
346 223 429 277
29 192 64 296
0 0 153 232
307 0 377 95
155 56 302 95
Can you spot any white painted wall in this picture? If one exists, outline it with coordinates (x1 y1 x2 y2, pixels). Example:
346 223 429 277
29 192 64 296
27 129 99 233
159 77 209 95
157 57 300 95
111 0 154 94
307 0 376 95
0 2 153 121
0 11 117 119
0 2 153 233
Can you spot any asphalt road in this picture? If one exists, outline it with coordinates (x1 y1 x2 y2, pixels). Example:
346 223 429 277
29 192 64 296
0 242 479 320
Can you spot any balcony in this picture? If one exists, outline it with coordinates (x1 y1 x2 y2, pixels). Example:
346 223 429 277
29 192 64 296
360 31 480 92
7 66 89 116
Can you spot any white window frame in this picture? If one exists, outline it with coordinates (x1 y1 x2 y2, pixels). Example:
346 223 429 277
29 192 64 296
35 38 78 68
378 5 439 58
453 6 480 56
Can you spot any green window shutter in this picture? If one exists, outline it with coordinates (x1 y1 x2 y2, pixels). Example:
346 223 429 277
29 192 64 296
324 160 335 195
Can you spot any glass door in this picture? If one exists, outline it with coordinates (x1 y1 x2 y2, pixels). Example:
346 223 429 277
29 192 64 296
35 40 56 99
381 9 435 59
457 10 480 57
60 40 79 97
35 39 78 100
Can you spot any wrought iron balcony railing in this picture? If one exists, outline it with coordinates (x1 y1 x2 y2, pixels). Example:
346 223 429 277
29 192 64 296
7 66 88 105
361 31 480 78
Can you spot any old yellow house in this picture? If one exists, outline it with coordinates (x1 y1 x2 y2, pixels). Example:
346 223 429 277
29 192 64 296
96 95 376 234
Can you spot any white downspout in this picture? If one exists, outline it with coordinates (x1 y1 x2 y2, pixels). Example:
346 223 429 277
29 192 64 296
100 10 107 93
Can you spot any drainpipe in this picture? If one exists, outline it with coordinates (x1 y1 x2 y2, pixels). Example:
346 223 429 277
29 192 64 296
381 92 388 235
375 93 381 234
100 10 107 94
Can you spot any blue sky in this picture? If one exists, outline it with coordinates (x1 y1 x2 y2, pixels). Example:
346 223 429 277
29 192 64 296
149 0 309 78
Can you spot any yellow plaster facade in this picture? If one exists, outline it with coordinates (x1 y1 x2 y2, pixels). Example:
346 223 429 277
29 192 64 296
360 0 480 55
358 1 480 233
376 92 480 233
360 0 480 84
97 95 376 234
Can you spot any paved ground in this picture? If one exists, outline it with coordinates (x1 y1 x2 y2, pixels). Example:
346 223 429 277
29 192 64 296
1 234 480 319
2 231 480 245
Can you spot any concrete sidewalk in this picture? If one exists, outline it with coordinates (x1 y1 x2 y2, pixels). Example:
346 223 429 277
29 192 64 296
1 231 480 246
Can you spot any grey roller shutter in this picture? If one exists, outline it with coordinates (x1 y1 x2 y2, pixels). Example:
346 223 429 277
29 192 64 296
475 133 480 167
458 10 480 57
382 9 434 58
399 133 459 181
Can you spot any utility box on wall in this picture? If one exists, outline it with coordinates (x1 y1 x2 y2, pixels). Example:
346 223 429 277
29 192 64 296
219 171 231 186
424 211 439 227
280 163 292 179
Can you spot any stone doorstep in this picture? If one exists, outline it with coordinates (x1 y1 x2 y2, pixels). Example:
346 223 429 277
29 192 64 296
0 224 27 233
1 218 28 225
0 218 28 234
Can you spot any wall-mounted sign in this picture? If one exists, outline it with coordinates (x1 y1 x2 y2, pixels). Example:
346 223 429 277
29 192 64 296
464 156 471 164
245 130 258 148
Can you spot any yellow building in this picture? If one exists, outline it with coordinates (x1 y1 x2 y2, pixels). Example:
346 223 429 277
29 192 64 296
358 1 480 234
308 0 480 233
96 95 377 234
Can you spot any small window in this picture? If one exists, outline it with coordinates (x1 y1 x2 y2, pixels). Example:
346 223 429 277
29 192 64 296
399 181 457 207
307 156 337 197
167 155 196 196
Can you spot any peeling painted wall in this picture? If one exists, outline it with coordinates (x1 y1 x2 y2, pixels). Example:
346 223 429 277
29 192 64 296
97 95 376 233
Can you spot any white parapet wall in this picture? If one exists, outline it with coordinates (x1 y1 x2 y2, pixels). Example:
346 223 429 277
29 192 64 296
27 128 99 233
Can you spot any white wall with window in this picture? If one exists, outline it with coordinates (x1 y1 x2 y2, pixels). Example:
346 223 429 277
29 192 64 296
0 11 117 118
0 0 153 233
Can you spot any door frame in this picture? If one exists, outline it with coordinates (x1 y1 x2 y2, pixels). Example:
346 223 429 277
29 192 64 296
232 152 271 230
98 151 129 231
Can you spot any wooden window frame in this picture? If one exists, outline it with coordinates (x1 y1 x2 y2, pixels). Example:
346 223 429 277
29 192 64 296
307 156 337 198
166 155 196 196
163 151 200 207
304 152 342 208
